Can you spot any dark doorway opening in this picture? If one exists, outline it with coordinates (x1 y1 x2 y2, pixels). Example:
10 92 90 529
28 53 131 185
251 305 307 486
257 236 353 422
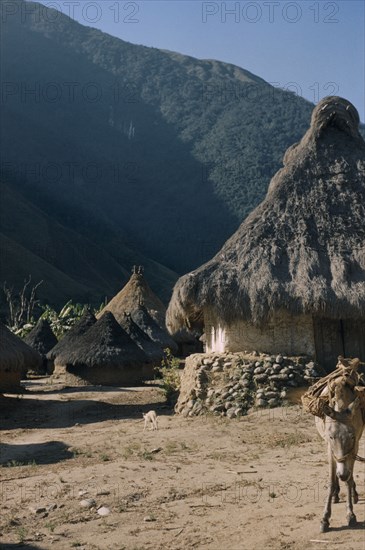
313 317 365 373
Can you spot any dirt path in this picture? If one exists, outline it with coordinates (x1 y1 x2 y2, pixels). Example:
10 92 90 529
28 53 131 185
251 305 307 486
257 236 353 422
1 380 364 550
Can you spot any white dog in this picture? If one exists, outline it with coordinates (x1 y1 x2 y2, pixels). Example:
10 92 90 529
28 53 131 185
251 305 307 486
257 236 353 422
143 410 158 431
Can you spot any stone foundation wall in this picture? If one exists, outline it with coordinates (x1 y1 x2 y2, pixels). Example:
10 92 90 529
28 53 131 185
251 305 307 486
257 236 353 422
176 352 321 418
204 309 315 356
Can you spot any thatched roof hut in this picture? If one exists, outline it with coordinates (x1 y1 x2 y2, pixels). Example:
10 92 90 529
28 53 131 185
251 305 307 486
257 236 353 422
0 322 42 390
24 319 58 374
119 312 163 363
131 305 178 354
97 266 167 329
54 311 154 386
47 309 96 362
24 319 58 355
166 97 365 371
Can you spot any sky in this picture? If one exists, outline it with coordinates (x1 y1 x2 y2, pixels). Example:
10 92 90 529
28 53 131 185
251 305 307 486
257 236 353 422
34 0 364 120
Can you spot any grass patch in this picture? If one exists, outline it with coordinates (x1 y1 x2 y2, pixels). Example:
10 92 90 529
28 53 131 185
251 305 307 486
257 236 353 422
268 432 312 448
138 449 154 461
121 442 141 459
3 460 25 467
164 440 194 455
164 441 179 455
16 526 27 543
207 451 231 461
71 448 83 458
2 459 37 468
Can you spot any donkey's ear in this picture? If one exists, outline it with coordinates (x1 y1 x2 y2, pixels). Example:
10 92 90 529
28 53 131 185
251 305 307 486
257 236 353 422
337 356 348 367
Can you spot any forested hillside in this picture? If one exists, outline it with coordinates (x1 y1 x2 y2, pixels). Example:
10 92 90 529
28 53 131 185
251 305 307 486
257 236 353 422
3 0 360 308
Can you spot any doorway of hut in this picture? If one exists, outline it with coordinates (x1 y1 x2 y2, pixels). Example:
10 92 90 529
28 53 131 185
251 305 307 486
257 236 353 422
313 318 365 373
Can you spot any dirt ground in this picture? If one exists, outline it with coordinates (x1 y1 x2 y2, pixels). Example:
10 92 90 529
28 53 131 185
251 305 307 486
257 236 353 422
0 378 364 550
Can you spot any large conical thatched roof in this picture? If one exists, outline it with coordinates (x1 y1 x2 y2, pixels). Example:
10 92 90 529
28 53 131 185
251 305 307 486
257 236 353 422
0 322 25 373
55 311 148 369
119 312 163 362
167 97 365 332
131 306 178 353
24 319 58 356
47 309 96 361
97 266 167 329
0 321 42 376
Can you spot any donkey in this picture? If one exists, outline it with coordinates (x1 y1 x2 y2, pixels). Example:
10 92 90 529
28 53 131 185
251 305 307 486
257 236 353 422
315 358 364 533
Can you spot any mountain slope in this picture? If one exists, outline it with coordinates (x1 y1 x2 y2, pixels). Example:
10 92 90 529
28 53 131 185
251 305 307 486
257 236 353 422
4 0 359 309
0 181 178 307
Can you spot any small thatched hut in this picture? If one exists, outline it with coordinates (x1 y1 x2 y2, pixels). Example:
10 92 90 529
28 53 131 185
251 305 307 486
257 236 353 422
131 305 178 354
166 97 365 372
47 309 96 363
119 312 163 363
53 312 154 386
97 266 167 329
24 319 58 374
0 322 42 390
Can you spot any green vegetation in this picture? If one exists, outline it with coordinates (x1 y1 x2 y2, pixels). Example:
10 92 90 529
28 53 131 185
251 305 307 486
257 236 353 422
5 295 105 338
156 349 181 402
3 460 25 467
268 432 312 448
2 1 363 310
121 442 141 460
38 301 91 338
16 526 27 543
70 448 83 458
164 440 193 455
138 450 155 461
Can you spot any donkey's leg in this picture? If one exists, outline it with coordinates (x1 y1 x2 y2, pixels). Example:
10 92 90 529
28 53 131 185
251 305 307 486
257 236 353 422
346 472 357 526
351 479 359 504
332 476 340 503
321 452 336 532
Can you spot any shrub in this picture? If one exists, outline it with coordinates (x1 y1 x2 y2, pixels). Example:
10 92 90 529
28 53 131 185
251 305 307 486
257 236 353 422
156 348 181 404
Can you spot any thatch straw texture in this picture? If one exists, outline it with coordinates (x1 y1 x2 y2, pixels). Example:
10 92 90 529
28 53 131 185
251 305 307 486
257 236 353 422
47 309 96 361
0 322 42 389
119 313 163 362
24 319 58 356
0 322 25 373
131 306 178 353
97 268 167 329
54 312 153 385
167 97 365 333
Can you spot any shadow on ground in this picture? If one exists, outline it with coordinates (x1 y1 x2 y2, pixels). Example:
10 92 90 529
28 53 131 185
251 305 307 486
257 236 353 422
0 393 170 431
21 379 137 394
329 519 365 532
1 545 45 550
0 440 73 466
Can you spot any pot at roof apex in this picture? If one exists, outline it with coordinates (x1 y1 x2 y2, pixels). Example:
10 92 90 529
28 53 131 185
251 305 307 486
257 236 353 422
98 266 167 330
